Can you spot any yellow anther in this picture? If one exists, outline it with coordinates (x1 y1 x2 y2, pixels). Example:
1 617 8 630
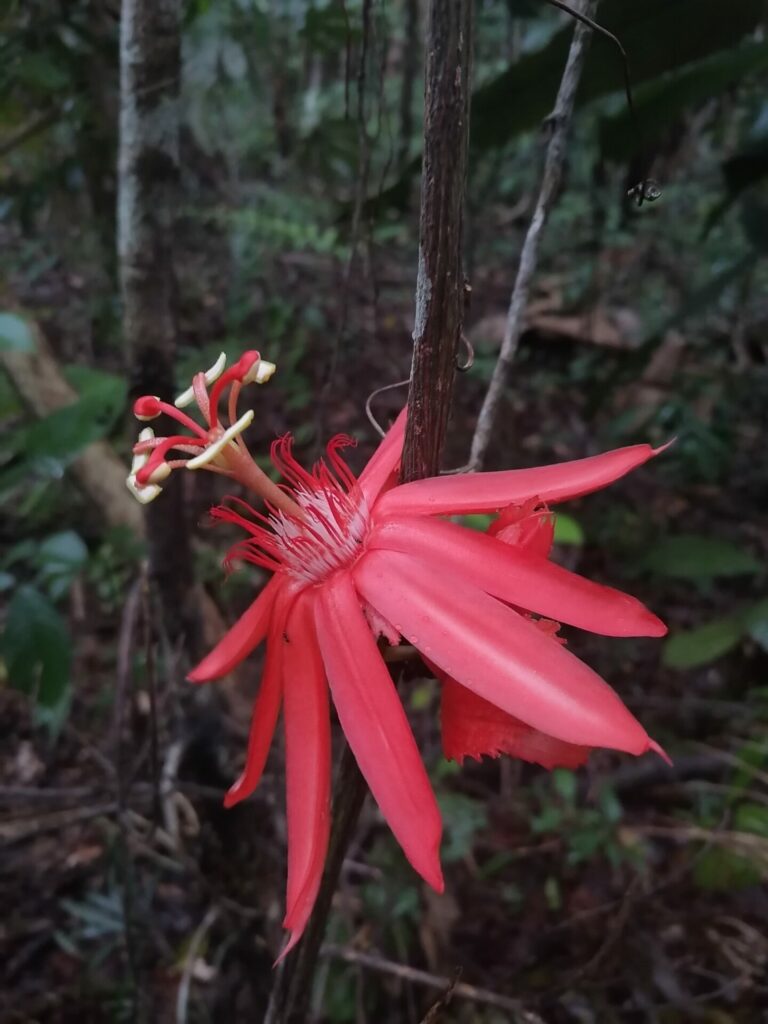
252 359 277 384
129 427 155 474
147 462 171 484
126 473 163 504
174 352 227 408
186 409 255 470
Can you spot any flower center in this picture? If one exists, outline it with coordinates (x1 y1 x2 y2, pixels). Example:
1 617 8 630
272 487 370 584
212 433 369 586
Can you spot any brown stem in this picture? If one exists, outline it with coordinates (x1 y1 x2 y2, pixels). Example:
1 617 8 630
265 746 368 1023
402 0 473 482
265 1 474 1020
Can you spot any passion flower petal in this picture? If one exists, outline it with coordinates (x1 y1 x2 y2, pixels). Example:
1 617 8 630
373 443 667 518
440 675 590 769
354 548 654 754
314 571 443 891
369 516 666 638
187 575 283 682
279 591 331 960
358 406 408 503
224 586 296 807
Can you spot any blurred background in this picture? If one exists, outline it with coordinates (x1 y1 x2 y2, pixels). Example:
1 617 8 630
1 1 768 1021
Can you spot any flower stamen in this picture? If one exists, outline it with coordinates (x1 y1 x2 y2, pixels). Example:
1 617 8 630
126 349 285 506
174 352 227 408
187 410 255 469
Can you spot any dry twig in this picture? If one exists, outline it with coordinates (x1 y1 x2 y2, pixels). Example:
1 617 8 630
175 905 220 1024
322 945 546 1023
468 0 597 470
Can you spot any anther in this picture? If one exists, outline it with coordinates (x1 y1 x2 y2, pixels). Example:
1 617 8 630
147 462 171 484
186 409 255 469
174 352 227 408
126 428 164 502
126 474 163 503
244 359 277 385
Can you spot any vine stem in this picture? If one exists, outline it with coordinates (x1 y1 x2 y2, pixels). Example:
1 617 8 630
264 1 473 1019
264 745 367 1023
468 0 597 471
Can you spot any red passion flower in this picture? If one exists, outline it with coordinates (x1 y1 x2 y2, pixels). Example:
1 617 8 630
128 354 668 958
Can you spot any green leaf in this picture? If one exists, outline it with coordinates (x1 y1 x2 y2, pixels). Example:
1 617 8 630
734 802 768 838
553 513 584 546
662 617 743 669
1 585 72 728
0 313 35 353
437 793 488 863
476 0 764 151
600 41 768 161
745 599 768 652
694 846 761 891
456 513 495 532
663 598 768 669
639 535 761 581
370 0 765 212
34 531 89 601
552 768 577 803
1 370 126 489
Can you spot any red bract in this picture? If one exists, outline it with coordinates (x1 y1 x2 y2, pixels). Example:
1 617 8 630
187 407 668 957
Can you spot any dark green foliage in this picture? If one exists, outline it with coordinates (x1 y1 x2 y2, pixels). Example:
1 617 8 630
1 584 72 729
472 0 765 153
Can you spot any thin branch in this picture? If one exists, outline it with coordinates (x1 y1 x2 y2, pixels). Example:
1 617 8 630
544 0 633 118
175 905 220 1024
468 0 597 471
0 108 59 157
322 946 546 1023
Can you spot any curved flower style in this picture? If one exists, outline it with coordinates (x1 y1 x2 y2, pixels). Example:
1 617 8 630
171 401 668 957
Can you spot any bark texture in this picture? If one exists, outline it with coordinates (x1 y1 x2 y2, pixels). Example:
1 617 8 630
401 0 473 483
118 0 197 646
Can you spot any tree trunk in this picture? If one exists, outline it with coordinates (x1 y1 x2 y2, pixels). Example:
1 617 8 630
118 0 197 647
402 0 473 482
